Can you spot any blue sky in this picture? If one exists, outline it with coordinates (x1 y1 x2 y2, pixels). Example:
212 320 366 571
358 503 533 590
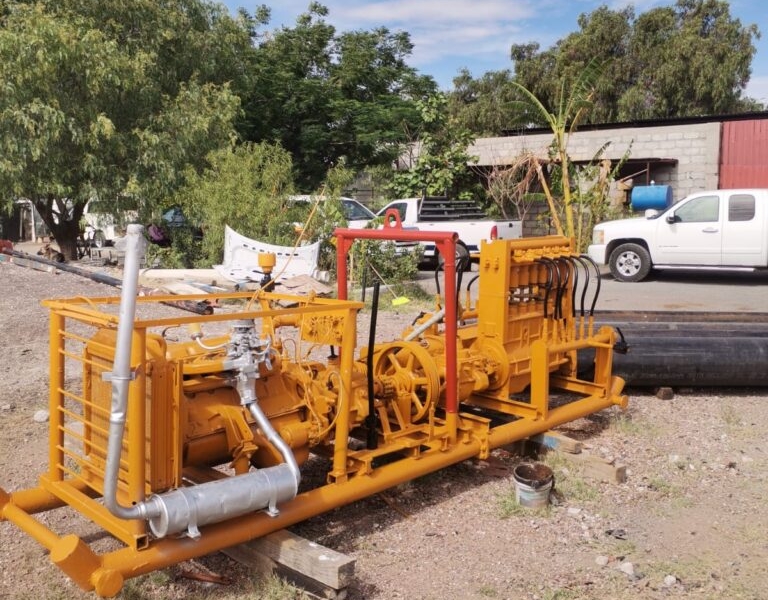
224 0 768 104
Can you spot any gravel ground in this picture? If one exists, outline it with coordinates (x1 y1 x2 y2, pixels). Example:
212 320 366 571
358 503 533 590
1 254 767 600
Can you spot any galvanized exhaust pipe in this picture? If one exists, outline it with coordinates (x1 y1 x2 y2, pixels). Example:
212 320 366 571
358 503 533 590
103 224 299 538
103 224 160 522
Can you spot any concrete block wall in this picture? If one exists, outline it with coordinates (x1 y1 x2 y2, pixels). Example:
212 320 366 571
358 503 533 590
471 121 721 203
521 202 557 237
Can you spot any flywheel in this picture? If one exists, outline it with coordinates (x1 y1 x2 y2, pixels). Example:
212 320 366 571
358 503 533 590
370 341 440 423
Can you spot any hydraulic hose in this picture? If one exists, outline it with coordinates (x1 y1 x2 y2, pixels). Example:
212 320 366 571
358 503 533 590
580 254 602 316
565 256 580 317
571 255 591 317
554 257 571 321
535 258 556 318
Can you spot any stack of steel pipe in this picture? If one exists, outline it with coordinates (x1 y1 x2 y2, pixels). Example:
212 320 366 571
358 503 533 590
580 311 768 387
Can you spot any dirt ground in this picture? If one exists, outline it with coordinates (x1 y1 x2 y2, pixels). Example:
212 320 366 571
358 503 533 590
1 253 767 600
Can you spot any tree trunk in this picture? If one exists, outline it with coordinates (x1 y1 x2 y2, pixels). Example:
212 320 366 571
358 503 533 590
33 198 85 261
55 227 81 261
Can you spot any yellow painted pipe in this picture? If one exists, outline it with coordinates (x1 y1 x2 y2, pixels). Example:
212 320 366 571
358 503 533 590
3 479 94 515
1 488 60 549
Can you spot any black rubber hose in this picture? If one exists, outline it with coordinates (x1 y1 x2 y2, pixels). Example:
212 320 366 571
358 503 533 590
554 257 571 320
455 251 469 320
580 255 602 317
572 255 591 318
535 258 556 318
566 256 580 317
543 257 565 318
366 281 380 450
547 258 563 319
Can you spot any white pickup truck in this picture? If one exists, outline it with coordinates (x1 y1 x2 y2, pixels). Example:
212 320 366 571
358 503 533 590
588 188 768 282
376 196 522 262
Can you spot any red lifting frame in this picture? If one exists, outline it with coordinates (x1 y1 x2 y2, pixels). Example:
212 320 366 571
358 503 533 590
334 209 460 418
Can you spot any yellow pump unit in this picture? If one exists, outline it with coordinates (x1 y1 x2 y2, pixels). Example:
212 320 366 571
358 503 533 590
0 225 627 596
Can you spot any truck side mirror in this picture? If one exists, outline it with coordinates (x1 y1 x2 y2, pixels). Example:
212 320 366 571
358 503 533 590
665 212 678 224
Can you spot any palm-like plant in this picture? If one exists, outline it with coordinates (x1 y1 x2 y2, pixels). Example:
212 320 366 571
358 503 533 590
510 59 605 240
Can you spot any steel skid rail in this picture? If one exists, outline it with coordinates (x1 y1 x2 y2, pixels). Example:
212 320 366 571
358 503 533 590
0 224 627 596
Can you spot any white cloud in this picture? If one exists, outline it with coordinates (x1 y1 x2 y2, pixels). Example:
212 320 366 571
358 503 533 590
402 21 525 64
340 0 533 25
607 0 670 12
311 0 547 79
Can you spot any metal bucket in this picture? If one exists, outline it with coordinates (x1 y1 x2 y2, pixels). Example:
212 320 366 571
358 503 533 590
513 462 554 509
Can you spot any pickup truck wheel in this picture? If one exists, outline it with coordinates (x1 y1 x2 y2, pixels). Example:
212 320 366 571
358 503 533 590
437 241 470 272
92 231 107 248
609 243 652 282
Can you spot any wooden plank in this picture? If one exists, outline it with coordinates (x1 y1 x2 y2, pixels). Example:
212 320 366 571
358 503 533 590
223 530 355 599
182 467 355 596
565 452 627 484
519 435 625 484
529 431 583 454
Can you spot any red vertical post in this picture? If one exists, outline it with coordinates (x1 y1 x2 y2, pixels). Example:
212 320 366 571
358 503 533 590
333 212 460 433
435 238 458 417
335 235 352 301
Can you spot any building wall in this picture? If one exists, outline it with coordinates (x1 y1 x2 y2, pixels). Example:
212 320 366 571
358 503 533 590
471 121 722 203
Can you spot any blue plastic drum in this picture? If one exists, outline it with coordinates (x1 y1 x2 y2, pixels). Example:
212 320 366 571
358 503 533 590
630 185 673 211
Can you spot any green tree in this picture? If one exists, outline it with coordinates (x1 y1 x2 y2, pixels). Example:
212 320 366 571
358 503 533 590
241 3 436 190
0 1 248 259
508 0 760 124
620 0 761 117
447 68 523 136
172 142 296 267
388 94 478 200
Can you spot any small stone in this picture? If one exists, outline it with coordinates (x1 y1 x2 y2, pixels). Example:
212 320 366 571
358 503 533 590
567 507 582 516
595 555 610 567
655 386 675 400
0 403 13 411
33 410 49 423
618 561 635 576
663 575 677 587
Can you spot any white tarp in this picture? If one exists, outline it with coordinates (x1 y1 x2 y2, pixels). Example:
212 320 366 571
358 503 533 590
213 225 321 283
